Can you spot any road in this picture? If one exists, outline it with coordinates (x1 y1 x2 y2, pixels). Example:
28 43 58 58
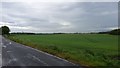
1 36 81 68
0 35 2 67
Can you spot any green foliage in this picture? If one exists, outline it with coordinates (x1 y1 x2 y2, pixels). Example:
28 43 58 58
8 34 119 66
0 27 2 35
109 29 120 35
0 26 10 35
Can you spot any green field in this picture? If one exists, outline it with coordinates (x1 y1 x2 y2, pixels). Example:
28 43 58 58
8 34 119 66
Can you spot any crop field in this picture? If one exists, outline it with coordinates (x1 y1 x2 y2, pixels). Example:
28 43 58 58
8 34 119 66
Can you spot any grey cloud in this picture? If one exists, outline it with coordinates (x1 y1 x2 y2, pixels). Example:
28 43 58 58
0 2 118 33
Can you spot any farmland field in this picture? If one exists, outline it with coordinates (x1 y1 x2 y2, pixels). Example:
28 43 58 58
8 34 119 66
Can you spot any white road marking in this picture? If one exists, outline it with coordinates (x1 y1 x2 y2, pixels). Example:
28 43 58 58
7 58 18 64
21 44 76 65
9 42 12 44
2 45 6 48
7 51 12 53
32 55 49 66
7 52 18 66
26 54 49 66
5 42 12 46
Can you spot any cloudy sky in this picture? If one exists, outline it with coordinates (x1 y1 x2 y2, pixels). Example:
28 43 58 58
0 1 118 33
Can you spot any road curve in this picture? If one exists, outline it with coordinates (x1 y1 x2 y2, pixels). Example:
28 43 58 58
1 36 82 67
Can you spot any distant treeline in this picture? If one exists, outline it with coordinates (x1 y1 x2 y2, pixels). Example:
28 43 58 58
10 29 120 35
98 29 120 35
11 32 36 35
10 32 66 35
109 29 120 35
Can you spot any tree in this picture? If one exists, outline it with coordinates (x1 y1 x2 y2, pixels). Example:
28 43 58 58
0 27 2 35
1 26 10 35
109 29 120 35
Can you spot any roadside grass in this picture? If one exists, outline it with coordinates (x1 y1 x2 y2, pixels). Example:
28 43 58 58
7 34 119 67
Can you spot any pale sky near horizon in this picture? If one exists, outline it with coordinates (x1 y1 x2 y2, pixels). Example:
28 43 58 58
0 0 119 33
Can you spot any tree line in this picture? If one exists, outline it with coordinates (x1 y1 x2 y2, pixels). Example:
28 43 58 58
0 26 120 35
98 29 120 35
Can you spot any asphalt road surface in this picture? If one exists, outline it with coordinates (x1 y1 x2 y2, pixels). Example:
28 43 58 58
1 36 81 67
0 35 2 67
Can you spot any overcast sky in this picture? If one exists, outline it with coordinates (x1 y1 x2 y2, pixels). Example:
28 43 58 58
0 1 118 33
